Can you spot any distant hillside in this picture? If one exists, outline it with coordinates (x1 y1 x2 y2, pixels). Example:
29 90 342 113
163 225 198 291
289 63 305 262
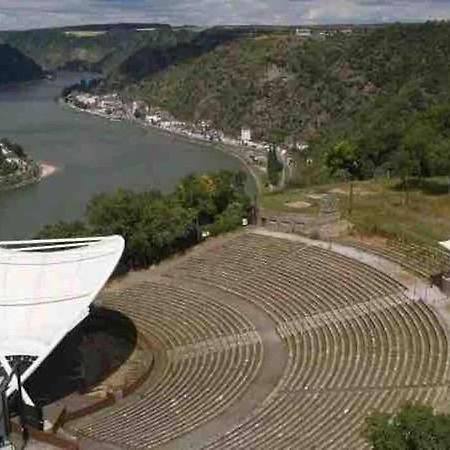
115 28 364 141
107 28 248 87
107 22 450 181
0 43 43 85
0 27 196 73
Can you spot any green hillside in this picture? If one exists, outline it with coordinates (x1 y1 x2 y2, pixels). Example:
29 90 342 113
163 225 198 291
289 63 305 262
121 30 358 141
110 22 450 182
0 43 43 85
0 27 195 73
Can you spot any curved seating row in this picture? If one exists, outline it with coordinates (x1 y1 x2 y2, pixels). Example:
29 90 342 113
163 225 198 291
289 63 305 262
172 232 304 286
74 232 449 449
340 238 450 279
203 298 448 450
73 280 263 449
168 234 448 449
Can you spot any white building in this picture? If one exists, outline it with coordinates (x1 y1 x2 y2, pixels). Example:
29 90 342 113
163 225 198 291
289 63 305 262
76 94 98 107
146 113 161 124
0 235 124 404
241 127 252 144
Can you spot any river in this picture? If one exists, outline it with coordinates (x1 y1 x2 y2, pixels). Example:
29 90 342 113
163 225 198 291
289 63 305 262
0 73 247 239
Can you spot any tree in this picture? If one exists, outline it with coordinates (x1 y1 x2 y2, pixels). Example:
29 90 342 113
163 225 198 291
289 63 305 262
364 403 450 450
175 173 218 224
267 147 283 187
429 139 450 193
207 202 246 236
392 148 418 206
36 170 252 274
326 139 360 215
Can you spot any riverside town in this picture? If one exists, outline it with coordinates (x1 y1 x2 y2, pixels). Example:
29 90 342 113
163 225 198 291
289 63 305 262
64 90 306 183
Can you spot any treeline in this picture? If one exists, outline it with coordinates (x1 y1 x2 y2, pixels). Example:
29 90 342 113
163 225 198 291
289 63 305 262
36 170 252 274
325 103 450 185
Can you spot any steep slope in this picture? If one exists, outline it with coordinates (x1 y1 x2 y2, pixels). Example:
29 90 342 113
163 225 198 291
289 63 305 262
0 27 195 73
109 22 450 180
115 24 450 142
0 44 43 85
119 31 368 142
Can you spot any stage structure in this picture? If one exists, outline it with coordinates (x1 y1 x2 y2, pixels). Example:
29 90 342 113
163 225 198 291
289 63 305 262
0 236 125 406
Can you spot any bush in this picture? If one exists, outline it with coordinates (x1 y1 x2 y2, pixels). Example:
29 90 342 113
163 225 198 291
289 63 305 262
36 170 252 274
207 202 246 236
364 403 450 450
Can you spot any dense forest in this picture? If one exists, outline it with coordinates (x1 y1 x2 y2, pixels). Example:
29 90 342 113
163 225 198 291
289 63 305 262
36 170 252 274
0 44 43 85
101 22 450 183
0 27 195 73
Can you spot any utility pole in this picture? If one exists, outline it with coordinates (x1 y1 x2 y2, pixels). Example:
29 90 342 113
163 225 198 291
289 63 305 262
348 178 354 217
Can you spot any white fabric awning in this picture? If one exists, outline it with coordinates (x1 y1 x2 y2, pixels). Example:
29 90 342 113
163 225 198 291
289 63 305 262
439 240 450 252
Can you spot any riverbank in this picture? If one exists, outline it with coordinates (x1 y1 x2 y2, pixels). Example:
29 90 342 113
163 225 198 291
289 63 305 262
62 99 264 199
132 118 264 200
0 162 58 193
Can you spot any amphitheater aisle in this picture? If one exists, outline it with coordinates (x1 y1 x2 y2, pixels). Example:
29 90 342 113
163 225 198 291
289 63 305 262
69 229 450 450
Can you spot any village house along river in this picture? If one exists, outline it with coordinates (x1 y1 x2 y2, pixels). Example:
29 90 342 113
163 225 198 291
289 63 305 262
0 73 248 239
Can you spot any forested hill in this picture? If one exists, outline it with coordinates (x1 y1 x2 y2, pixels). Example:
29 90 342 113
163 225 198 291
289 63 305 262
104 22 450 180
0 44 43 85
0 27 195 73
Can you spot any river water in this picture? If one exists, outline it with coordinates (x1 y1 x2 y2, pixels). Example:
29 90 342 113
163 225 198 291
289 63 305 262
0 73 246 239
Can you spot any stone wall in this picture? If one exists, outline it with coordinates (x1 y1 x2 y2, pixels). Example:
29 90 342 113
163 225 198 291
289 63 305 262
258 208 346 238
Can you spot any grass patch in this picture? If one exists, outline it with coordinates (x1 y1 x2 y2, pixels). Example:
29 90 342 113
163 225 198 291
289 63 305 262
263 177 450 243
261 189 320 215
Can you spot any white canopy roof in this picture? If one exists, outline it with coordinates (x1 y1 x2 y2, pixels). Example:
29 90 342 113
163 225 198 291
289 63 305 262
0 235 125 399
439 240 450 252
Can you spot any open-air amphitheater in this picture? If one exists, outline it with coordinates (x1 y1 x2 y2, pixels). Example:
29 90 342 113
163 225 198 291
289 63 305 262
69 228 450 450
